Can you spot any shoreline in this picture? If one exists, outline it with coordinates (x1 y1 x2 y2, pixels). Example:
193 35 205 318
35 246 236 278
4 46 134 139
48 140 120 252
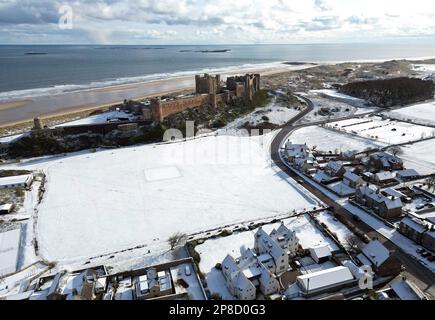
0 63 314 130
0 56 434 132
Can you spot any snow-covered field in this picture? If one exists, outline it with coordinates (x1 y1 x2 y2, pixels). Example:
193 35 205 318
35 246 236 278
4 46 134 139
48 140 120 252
399 139 435 175
8 133 317 263
223 98 301 132
326 116 435 145
383 101 435 127
289 125 385 153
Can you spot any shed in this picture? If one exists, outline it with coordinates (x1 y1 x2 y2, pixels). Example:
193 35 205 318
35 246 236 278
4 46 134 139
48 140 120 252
309 244 332 263
296 266 354 295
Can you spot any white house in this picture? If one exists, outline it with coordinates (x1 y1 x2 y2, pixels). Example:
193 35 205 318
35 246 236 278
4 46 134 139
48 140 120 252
222 255 257 300
285 142 309 162
255 225 297 275
221 224 298 299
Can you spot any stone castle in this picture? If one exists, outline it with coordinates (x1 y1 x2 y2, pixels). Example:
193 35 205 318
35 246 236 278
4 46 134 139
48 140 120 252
149 73 261 122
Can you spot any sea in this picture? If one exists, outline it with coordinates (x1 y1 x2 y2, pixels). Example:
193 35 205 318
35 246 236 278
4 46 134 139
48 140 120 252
1 42 435 102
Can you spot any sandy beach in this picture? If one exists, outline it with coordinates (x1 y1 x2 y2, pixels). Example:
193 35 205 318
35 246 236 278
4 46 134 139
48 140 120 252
0 63 315 128
0 99 33 111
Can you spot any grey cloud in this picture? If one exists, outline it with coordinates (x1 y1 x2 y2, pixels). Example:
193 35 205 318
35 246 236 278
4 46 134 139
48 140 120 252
0 0 60 25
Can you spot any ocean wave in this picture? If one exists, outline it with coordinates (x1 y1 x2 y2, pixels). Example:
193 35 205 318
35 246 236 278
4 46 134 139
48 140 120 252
0 61 288 102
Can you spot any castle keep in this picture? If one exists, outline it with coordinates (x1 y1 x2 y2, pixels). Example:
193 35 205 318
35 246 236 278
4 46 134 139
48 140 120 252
150 73 260 122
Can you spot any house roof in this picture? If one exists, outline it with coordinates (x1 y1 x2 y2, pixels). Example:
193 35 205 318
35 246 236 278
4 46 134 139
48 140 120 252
401 216 433 234
0 174 32 187
0 203 13 212
344 171 362 183
390 279 426 300
309 244 332 260
395 169 420 178
327 161 344 172
361 240 390 267
375 171 394 181
297 266 354 292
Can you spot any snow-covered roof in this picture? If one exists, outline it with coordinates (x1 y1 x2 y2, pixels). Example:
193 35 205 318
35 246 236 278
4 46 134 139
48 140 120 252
297 266 354 293
0 228 21 276
327 161 344 173
390 279 426 300
382 188 406 199
343 170 362 183
313 170 332 183
395 169 420 178
255 227 285 261
360 240 390 267
342 261 366 280
400 216 433 234
0 174 32 187
0 203 13 212
375 171 394 181
309 244 332 260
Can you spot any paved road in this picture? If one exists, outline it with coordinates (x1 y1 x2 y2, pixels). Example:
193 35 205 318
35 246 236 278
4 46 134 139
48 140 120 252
270 95 435 298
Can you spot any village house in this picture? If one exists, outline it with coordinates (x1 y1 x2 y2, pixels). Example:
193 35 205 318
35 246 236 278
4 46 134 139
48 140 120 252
255 224 299 274
134 268 173 300
355 184 403 219
372 171 397 186
356 240 402 277
395 169 421 182
285 142 309 163
294 158 319 175
369 152 404 171
221 224 298 300
343 170 365 189
398 216 435 252
325 161 346 178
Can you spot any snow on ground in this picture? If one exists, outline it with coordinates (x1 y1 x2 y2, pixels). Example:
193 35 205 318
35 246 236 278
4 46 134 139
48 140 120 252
311 89 367 105
289 125 385 153
196 214 338 299
412 64 435 75
55 110 135 127
326 116 435 145
399 139 435 175
383 101 435 127
6 133 317 263
223 97 300 133
315 211 357 250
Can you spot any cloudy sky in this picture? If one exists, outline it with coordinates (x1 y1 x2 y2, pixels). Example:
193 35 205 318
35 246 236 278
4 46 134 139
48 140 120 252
1 0 435 44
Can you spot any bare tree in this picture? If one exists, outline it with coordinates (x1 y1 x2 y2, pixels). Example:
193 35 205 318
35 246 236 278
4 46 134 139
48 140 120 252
168 232 187 250
388 146 403 156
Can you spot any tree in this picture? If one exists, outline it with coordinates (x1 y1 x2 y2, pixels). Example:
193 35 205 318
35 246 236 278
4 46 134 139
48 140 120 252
168 232 187 250
388 146 403 156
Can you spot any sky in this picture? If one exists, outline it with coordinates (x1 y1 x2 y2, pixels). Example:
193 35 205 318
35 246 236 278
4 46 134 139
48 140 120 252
0 0 435 44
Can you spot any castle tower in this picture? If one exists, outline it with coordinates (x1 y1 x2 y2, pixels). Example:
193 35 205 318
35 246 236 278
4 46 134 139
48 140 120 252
151 98 163 123
33 117 43 130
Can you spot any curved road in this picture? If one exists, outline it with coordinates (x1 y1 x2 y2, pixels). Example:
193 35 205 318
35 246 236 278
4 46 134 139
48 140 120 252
270 95 435 298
